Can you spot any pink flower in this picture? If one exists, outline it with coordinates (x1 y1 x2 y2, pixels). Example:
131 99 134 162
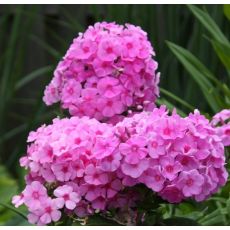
30 198 61 225
84 164 109 185
92 59 114 77
93 135 119 159
70 39 97 59
177 169 204 197
176 155 199 171
97 97 124 117
156 118 186 140
83 185 102 201
99 151 122 172
102 179 123 198
122 35 140 60
147 136 166 159
91 197 106 210
54 185 81 210
98 37 121 61
160 185 184 203
52 163 73 182
160 156 182 181
119 136 148 164
121 159 149 178
12 193 24 208
172 135 197 155
61 79 81 104
23 181 48 210
139 166 165 192
97 77 123 98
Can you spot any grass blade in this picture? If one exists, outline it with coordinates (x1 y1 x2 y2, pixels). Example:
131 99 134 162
15 65 53 90
0 203 27 220
166 41 222 113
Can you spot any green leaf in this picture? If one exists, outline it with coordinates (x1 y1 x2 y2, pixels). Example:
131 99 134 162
160 87 195 111
211 39 230 72
0 166 18 204
224 4 230 21
166 41 221 112
198 209 224 225
0 203 27 221
30 35 61 59
162 217 199 226
188 5 229 45
15 65 53 90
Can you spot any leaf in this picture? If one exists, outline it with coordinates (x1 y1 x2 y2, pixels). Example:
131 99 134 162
166 41 222 112
162 217 199 226
0 124 27 144
15 65 53 90
30 35 61 59
211 39 230 72
160 87 195 111
86 215 122 226
188 5 229 45
198 209 224 225
0 203 27 221
0 165 25 225
224 4 230 21
0 166 18 204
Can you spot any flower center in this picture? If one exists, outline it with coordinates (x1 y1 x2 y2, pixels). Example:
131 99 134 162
106 47 113 54
154 175 161 182
181 157 188 165
165 165 173 173
63 194 70 201
131 145 138 152
184 145 191 153
163 127 171 135
74 138 82 145
225 129 230 135
186 178 194 186
151 141 158 148
106 100 113 107
83 46 89 53
126 43 133 49
45 206 52 214
107 155 114 162
62 166 68 173
67 87 74 95
32 191 39 199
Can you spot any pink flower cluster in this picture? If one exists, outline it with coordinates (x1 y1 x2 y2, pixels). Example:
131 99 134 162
12 116 139 225
116 107 228 203
43 22 159 122
12 107 229 225
211 109 230 146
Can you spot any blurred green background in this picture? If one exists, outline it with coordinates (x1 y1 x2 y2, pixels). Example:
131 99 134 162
0 4 229 226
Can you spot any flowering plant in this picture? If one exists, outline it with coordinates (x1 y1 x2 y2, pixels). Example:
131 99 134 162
12 22 230 226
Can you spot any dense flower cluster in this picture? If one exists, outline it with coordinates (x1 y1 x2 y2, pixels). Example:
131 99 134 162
211 109 230 146
12 116 139 225
12 107 229 225
43 22 159 122
116 107 228 203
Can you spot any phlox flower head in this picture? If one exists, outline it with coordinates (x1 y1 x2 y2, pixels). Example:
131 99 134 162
12 107 229 225
43 22 159 122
